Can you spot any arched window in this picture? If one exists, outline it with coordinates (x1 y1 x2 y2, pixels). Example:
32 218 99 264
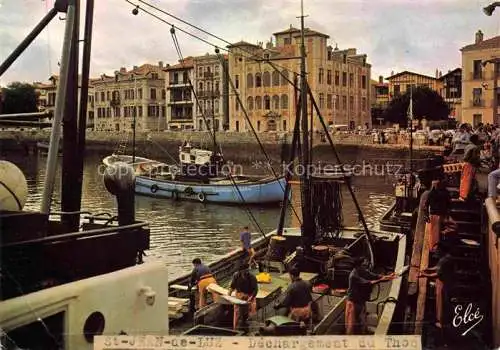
264 95 271 110
281 94 288 109
255 73 262 87
272 95 280 109
263 72 271 87
281 69 289 86
255 96 262 110
247 96 254 110
272 71 280 86
247 73 253 88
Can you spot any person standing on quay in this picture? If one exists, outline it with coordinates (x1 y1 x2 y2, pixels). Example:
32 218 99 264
240 226 256 268
458 134 481 201
424 175 451 253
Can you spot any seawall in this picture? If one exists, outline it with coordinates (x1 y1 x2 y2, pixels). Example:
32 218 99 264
0 130 443 167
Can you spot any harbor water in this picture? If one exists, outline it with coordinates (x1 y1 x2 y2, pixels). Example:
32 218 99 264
4 152 396 280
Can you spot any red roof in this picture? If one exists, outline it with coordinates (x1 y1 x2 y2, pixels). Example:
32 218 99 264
461 35 500 52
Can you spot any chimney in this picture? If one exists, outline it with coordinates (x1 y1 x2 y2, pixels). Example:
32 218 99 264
133 65 138 70
158 61 163 68
391 70 394 76
435 69 439 78
379 75 383 83
120 67 126 73
439 71 442 78
475 30 483 44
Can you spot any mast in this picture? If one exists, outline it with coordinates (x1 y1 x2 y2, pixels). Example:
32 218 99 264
409 86 413 175
133 76 137 164
299 0 314 249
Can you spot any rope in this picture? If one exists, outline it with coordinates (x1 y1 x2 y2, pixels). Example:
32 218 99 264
311 180 343 237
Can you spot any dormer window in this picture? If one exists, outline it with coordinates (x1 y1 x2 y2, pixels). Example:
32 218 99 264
264 53 270 60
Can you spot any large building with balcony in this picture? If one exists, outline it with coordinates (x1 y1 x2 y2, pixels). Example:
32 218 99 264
192 54 229 131
438 68 462 122
227 26 372 132
34 75 95 126
92 62 166 132
461 30 500 126
164 58 194 130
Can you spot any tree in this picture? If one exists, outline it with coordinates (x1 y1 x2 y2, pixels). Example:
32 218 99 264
382 86 450 127
1 82 38 114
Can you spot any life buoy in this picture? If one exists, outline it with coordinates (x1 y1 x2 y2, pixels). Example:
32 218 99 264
197 192 206 203
150 184 159 193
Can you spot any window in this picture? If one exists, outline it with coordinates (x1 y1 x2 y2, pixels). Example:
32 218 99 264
214 65 220 76
173 73 178 84
257 121 261 132
272 95 279 109
206 66 211 74
199 82 203 91
183 71 188 83
284 37 291 45
342 72 347 87
264 95 271 110
247 73 253 88
361 75 367 89
362 97 367 110
95 92 98 102
349 73 354 88
255 96 262 110
281 70 289 86
150 88 156 100
214 100 219 113
198 67 203 77
272 71 280 86
263 72 270 87
473 60 482 80
349 96 354 111
138 88 142 99
151 73 158 80
255 73 262 87
148 105 159 117
335 71 340 86
342 95 347 110
319 93 325 108
247 96 254 110
473 88 482 106
281 94 288 109
283 120 287 131
235 98 239 111
162 89 166 99
236 120 240 131
473 114 482 127
106 91 110 101
327 94 332 109
199 119 203 130
327 70 332 85
319 68 324 84
393 85 400 96
138 106 142 117
235 75 239 89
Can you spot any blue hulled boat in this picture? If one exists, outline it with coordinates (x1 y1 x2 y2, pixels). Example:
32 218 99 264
103 142 288 205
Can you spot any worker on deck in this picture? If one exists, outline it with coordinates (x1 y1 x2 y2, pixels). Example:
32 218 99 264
419 242 455 330
274 267 313 324
424 174 451 253
189 258 217 309
240 226 256 268
228 263 258 333
345 257 396 335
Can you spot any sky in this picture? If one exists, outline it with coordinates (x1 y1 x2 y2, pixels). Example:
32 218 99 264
0 0 499 86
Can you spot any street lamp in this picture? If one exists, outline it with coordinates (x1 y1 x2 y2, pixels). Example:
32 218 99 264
483 2 500 16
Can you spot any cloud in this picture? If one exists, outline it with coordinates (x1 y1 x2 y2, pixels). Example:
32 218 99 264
0 0 498 85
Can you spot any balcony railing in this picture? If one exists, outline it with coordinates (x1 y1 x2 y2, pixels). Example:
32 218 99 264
470 99 488 108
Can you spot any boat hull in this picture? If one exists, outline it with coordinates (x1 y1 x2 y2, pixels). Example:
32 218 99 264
135 175 288 204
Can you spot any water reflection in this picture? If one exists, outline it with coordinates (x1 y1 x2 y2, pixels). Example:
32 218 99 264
2 153 395 279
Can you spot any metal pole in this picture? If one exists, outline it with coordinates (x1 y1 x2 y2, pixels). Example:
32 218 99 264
0 7 59 77
494 62 499 125
40 0 75 214
409 86 413 174
61 0 80 231
73 0 94 223
299 0 313 249
133 76 137 164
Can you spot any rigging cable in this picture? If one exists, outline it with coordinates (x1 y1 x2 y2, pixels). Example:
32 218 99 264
215 51 303 226
169 28 268 239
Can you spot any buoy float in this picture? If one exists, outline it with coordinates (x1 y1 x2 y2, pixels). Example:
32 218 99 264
197 192 206 203
0 161 28 211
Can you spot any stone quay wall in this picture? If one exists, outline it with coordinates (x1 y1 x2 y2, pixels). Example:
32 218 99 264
0 130 443 167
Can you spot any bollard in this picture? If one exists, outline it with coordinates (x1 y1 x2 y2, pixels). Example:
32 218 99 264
103 162 135 226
